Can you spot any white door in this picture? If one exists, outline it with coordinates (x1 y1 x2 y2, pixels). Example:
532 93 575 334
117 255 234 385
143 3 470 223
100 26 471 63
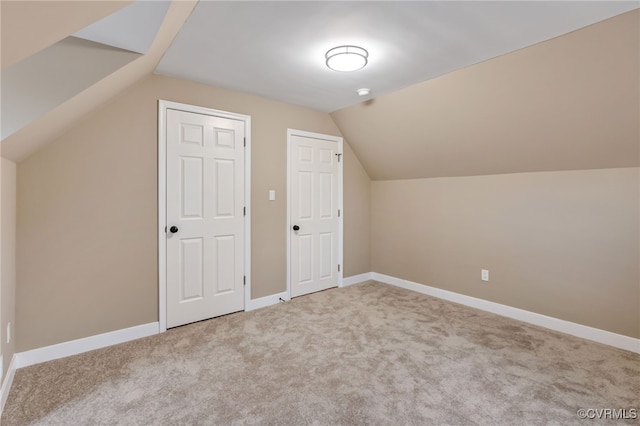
289 131 342 298
166 108 245 328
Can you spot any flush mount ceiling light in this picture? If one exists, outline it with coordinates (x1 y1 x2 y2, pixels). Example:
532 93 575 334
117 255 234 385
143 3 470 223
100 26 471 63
357 88 371 96
325 45 368 72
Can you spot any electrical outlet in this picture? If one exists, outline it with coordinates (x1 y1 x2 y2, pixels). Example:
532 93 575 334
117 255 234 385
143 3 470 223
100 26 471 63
7 322 11 343
481 269 489 282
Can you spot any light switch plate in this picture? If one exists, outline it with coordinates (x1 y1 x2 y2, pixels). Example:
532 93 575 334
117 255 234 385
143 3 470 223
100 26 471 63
269 190 275 201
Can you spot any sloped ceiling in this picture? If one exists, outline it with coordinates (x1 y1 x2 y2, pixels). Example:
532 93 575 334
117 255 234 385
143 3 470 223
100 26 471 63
331 10 640 180
1 1 171 141
1 1 132 70
1 1 197 162
2 37 141 140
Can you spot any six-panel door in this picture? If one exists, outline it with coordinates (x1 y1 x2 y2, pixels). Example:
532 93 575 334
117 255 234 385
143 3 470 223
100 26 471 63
290 134 340 298
166 109 245 328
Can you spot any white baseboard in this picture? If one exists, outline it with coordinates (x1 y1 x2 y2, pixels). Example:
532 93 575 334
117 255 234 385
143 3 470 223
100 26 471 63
245 273 375 310
245 291 289 312
1 354 17 415
342 272 373 287
15 322 160 370
371 272 640 354
245 274 376 308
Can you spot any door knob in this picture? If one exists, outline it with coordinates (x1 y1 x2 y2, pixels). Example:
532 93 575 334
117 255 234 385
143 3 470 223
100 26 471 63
292 225 300 231
169 226 179 233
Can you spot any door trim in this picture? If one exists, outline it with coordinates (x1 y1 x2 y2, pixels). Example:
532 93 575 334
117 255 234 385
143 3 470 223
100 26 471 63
158 100 251 332
286 129 343 300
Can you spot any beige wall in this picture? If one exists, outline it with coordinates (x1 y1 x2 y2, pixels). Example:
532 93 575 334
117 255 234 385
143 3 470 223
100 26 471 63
343 142 371 276
2 1 197 162
371 168 640 338
16 74 371 352
0 155 2 376
1 158 17 380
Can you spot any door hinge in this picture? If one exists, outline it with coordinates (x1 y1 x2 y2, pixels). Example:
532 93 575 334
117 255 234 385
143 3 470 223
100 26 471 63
244 276 246 286
244 137 246 147
338 264 341 272
243 206 246 216
338 209 341 217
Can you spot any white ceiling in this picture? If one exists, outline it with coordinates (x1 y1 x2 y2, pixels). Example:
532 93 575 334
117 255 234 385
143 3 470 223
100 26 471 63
155 1 638 113
73 1 170 54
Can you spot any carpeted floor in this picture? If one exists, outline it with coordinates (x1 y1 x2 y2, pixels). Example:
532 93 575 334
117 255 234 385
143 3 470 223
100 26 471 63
3 281 639 425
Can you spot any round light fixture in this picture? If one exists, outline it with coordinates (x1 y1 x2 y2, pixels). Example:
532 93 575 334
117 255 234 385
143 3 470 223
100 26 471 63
325 45 368 72
357 88 371 96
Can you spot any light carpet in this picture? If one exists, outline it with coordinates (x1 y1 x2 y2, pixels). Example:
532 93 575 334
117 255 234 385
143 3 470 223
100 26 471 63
3 281 639 425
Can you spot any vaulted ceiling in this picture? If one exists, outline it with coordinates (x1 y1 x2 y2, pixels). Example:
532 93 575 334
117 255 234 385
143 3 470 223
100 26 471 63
331 9 640 179
1 1 197 161
1 1 638 179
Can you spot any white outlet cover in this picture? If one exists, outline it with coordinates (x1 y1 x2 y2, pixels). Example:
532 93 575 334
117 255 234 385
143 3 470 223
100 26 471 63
7 323 10 343
269 190 276 201
481 269 489 281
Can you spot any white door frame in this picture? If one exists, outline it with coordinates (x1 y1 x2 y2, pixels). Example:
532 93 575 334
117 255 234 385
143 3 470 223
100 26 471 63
158 100 251 332
286 129 343 300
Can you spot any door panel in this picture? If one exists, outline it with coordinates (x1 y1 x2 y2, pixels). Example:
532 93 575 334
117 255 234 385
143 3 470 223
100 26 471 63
180 157 203 218
214 159 235 217
290 134 340 298
180 238 204 301
213 235 235 294
319 232 333 279
167 109 244 328
298 234 313 284
320 172 333 218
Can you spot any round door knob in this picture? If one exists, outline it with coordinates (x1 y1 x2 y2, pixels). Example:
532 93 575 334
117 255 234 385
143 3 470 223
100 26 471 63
169 226 179 233
292 225 300 231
